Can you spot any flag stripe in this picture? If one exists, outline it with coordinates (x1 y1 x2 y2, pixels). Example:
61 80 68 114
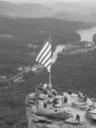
36 41 51 72
41 51 51 65
47 65 51 72
38 44 51 63
46 63 51 69
36 42 49 62
46 62 51 72
44 58 51 67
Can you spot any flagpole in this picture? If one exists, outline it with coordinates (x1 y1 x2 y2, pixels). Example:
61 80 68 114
49 66 52 89
48 35 52 89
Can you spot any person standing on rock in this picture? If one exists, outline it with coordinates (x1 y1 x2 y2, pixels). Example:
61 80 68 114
64 96 68 107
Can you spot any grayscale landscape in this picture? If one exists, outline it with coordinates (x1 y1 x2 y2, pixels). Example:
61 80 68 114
0 0 96 128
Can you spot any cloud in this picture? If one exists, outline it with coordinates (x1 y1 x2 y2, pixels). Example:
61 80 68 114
52 43 96 64
52 45 66 64
52 44 80 64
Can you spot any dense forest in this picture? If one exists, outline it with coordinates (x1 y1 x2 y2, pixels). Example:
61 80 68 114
0 17 96 128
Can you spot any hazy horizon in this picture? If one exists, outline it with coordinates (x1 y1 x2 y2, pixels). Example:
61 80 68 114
0 0 93 3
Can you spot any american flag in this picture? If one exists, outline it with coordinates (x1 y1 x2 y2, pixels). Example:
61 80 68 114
36 41 51 72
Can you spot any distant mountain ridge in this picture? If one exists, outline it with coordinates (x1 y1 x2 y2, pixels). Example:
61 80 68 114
50 1 96 23
0 1 54 18
0 1 96 23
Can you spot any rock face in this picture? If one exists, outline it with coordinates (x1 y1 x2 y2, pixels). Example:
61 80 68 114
26 113 90 128
25 92 91 128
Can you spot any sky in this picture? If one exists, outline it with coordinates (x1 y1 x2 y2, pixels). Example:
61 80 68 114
0 0 92 3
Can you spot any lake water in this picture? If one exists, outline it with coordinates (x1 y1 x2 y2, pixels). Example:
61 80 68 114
76 27 96 44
